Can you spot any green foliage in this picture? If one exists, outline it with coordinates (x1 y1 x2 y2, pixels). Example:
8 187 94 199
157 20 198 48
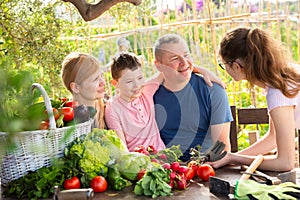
0 0 73 96
0 68 37 132
4 161 67 200
134 165 172 198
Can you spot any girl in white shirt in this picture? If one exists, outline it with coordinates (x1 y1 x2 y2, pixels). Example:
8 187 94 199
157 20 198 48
211 27 300 171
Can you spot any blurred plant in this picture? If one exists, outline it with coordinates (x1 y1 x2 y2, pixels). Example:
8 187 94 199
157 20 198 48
0 0 73 96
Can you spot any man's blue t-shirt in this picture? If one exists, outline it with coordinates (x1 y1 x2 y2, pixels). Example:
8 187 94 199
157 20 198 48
154 73 233 161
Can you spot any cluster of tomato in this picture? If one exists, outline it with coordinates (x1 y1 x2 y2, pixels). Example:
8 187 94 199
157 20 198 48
63 175 108 193
187 160 215 181
39 98 76 130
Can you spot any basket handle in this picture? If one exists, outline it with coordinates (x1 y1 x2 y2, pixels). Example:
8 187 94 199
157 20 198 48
31 83 56 130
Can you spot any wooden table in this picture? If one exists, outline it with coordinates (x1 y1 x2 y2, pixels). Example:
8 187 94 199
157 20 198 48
0 166 252 200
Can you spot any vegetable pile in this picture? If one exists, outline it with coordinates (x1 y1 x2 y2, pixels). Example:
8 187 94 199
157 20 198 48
3 128 216 199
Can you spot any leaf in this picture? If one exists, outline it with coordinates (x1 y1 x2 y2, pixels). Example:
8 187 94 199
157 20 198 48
143 187 152 196
149 178 156 192
133 184 143 195
36 178 47 190
141 175 152 190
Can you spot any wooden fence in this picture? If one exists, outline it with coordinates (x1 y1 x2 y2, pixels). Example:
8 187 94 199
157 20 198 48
60 0 300 108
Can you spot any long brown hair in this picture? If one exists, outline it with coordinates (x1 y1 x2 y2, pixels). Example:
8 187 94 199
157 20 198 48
219 27 300 98
61 52 106 129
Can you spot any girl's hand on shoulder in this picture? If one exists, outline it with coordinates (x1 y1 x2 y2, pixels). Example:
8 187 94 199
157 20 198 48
193 65 227 89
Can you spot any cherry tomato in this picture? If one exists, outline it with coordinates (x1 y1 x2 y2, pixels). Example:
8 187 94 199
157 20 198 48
64 176 80 190
90 176 108 193
44 108 60 120
184 167 195 181
64 101 78 108
59 97 68 104
134 145 145 153
197 164 215 181
39 121 49 130
60 107 74 122
187 160 199 174
136 169 146 180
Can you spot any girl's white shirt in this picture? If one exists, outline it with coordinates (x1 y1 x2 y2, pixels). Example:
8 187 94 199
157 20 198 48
266 63 300 128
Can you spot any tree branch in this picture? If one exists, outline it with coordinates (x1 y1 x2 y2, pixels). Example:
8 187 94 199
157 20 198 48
63 0 142 21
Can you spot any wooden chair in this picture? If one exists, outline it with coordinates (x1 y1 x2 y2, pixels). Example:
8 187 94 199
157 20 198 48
229 106 269 152
229 106 238 152
229 106 300 167
237 107 269 145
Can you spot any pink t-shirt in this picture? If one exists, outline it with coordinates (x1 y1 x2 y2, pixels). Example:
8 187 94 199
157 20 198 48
105 81 166 151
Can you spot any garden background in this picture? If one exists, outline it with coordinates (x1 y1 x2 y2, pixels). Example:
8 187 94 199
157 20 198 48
1 0 299 150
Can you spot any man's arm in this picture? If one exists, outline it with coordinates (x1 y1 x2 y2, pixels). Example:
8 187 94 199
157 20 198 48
210 122 231 152
208 83 233 152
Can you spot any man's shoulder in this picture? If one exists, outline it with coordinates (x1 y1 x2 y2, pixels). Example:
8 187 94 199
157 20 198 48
191 73 225 91
190 73 207 87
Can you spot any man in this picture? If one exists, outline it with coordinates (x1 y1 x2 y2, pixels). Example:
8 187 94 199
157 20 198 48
153 34 233 161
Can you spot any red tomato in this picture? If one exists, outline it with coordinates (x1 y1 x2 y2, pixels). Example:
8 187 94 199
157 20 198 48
64 101 78 108
136 169 146 180
39 121 49 130
60 107 74 122
197 164 215 181
90 176 108 193
59 97 68 104
64 176 80 190
44 108 60 120
52 108 60 120
187 160 199 174
184 167 195 181
134 145 145 153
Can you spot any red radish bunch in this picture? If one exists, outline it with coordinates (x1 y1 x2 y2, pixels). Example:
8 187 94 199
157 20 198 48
162 161 195 190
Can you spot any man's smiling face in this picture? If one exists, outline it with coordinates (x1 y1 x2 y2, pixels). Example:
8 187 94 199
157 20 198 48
157 42 193 82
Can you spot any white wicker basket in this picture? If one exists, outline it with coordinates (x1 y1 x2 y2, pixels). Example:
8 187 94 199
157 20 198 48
0 83 93 185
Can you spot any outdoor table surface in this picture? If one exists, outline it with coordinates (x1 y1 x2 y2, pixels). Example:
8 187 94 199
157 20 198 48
3 165 298 200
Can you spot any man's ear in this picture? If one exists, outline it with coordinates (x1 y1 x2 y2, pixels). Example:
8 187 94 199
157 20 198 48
110 79 118 86
70 82 80 94
154 60 163 71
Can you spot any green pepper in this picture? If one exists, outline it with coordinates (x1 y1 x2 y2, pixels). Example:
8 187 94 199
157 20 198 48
108 167 131 191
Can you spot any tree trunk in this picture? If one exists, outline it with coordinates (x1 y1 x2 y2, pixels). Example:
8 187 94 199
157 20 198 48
63 0 142 21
